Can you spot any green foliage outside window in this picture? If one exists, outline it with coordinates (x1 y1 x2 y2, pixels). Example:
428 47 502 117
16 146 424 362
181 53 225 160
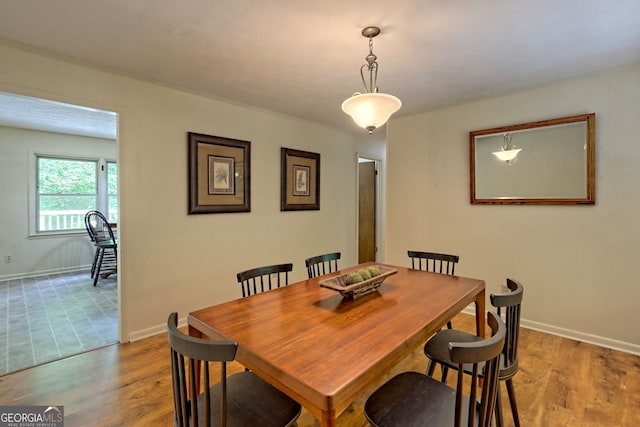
36 156 117 231
38 158 97 211
107 161 118 219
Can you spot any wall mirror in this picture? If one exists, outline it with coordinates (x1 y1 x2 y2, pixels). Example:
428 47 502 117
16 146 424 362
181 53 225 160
470 113 595 205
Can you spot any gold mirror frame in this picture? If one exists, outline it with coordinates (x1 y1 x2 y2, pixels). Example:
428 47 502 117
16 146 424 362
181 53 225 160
470 113 595 205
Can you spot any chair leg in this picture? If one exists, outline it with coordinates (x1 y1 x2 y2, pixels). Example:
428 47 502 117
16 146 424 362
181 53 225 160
494 382 505 427
440 366 449 383
90 247 99 278
426 360 436 377
505 378 520 427
93 248 104 286
446 320 453 329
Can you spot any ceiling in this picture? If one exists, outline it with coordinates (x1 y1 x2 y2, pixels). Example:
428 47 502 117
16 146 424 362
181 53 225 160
0 92 117 139
1 0 639 137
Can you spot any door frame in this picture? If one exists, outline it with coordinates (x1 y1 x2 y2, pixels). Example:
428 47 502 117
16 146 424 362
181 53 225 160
356 154 384 263
0 90 121 344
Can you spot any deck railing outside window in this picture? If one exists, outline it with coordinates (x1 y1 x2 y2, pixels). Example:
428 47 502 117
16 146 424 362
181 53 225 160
39 210 118 232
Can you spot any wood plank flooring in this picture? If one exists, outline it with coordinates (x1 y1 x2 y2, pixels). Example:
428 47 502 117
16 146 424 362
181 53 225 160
0 313 638 426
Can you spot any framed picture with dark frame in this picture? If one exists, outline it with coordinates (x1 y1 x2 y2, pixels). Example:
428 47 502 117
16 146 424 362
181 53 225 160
188 132 250 214
281 147 320 211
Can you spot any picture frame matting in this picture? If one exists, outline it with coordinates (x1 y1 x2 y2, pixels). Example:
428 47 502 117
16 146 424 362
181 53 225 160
188 132 251 214
280 147 320 211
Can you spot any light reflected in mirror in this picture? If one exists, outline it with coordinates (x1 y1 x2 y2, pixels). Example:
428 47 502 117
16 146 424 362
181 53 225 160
470 114 595 205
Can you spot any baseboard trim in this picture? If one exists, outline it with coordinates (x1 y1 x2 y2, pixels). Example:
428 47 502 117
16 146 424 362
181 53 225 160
0 265 91 281
127 315 188 343
462 306 640 356
521 319 640 356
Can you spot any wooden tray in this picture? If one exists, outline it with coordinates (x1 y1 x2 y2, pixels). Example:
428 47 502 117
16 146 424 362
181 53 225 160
319 266 397 299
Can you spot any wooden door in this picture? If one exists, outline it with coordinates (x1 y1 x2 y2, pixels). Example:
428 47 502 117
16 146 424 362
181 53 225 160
358 161 376 263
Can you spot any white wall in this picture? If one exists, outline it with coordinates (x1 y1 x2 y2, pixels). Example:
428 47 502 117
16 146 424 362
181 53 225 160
0 126 116 277
386 63 640 354
0 42 360 341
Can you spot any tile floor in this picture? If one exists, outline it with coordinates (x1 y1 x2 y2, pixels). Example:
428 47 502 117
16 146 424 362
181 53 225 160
0 270 118 375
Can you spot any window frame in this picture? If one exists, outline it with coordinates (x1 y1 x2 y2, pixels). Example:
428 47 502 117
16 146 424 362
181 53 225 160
105 160 118 222
30 152 117 236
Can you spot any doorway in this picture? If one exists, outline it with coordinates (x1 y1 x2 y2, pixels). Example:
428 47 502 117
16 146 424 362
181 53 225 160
0 91 119 374
358 157 380 263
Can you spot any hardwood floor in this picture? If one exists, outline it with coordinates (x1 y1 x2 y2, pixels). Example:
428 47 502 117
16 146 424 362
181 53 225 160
0 313 638 426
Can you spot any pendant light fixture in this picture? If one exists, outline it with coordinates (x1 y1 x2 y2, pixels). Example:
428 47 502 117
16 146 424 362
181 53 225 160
492 132 522 164
341 26 401 134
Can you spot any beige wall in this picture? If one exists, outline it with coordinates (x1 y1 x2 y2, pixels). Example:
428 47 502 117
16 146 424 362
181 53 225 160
0 42 360 340
5 39 638 353
386 63 640 353
0 126 116 276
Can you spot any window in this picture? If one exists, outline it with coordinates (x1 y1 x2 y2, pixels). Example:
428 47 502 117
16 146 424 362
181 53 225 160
35 155 117 233
106 161 118 221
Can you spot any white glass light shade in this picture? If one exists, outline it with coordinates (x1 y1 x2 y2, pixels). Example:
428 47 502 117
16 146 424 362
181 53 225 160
341 93 401 133
492 148 522 162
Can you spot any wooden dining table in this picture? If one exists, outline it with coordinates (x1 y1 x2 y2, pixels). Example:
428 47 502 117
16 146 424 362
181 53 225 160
188 262 485 427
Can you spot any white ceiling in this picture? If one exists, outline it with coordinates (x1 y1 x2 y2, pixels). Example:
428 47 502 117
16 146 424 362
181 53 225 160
0 0 639 137
0 92 117 139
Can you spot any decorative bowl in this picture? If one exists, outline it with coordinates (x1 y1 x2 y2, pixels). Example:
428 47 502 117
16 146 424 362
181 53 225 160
319 265 397 299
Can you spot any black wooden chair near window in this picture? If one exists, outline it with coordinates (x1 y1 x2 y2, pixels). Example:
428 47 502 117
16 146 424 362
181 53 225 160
236 263 293 297
423 278 524 427
84 210 100 278
364 311 506 427
167 312 301 427
305 252 341 279
85 210 117 286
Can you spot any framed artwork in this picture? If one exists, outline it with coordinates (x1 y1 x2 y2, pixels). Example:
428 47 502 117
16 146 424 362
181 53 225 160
209 155 235 194
281 147 320 211
188 132 250 214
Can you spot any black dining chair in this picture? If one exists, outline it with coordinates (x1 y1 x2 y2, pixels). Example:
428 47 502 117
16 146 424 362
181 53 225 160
408 250 459 275
85 210 117 286
305 252 341 278
236 263 293 297
364 311 506 427
84 210 100 279
423 278 524 427
167 312 301 427
408 250 460 331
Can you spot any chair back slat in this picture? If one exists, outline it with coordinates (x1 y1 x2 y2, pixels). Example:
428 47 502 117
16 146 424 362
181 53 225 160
450 312 506 427
84 210 99 242
188 358 201 427
491 278 524 372
170 348 186 427
167 313 301 427
86 210 116 245
408 250 459 275
167 313 238 427
305 252 341 278
236 263 293 297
